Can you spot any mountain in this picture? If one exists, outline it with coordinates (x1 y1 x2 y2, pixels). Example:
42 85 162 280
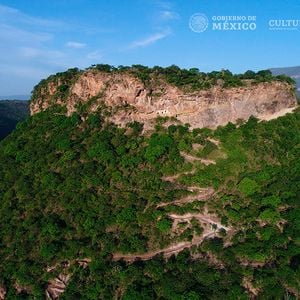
0 65 299 299
0 100 29 140
270 66 300 98
30 66 297 130
0 95 30 100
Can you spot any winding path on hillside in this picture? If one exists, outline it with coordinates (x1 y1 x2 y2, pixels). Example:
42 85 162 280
113 146 228 263
156 186 215 208
169 212 229 231
112 231 216 262
113 212 232 262
180 151 216 165
162 170 196 183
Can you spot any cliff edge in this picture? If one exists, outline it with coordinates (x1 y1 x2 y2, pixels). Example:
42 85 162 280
30 66 298 129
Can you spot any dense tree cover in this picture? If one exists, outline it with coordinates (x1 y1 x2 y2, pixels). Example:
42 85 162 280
88 64 296 90
31 68 81 103
0 106 299 298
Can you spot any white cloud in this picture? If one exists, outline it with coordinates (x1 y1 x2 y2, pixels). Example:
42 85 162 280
0 4 63 28
129 29 171 49
0 4 18 14
66 41 87 49
19 47 43 58
0 4 109 94
0 24 52 44
159 10 179 21
18 47 65 60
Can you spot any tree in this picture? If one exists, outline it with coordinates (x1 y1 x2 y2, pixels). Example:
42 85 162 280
156 219 172 233
144 134 173 163
259 209 281 224
238 178 259 196
261 195 281 207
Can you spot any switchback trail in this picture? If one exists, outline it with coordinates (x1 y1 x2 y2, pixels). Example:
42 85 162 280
180 151 216 165
112 231 216 262
162 170 196 183
114 151 225 263
113 213 232 263
169 212 230 231
157 186 215 208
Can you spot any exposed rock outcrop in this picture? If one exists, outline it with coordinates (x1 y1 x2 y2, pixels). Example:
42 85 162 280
45 258 91 300
46 274 70 300
30 70 298 129
0 285 6 300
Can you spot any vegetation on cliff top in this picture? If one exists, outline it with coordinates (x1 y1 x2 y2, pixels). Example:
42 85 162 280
0 102 299 298
31 64 296 104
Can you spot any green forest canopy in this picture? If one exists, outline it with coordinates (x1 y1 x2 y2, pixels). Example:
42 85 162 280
0 104 299 299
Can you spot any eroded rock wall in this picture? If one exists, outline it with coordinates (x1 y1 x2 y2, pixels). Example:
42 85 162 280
30 71 297 129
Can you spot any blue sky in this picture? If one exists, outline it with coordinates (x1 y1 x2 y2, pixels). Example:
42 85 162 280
0 0 299 95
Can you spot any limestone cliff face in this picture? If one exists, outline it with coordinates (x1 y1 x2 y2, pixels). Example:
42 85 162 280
30 70 298 129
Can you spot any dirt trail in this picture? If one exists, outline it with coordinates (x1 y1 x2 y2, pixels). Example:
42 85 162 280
169 212 229 231
113 211 231 262
180 151 216 165
112 231 216 262
162 170 196 183
207 137 221 146
157 187 214 208
113 151 226 263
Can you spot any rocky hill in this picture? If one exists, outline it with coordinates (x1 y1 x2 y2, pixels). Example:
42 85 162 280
0 66 299 299
30 66 297 130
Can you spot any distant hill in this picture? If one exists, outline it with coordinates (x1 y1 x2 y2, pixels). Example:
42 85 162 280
0 95 30 100
0 100 29 140
270 66 300 98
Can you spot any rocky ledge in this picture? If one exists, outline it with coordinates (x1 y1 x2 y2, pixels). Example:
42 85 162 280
30 69 298 129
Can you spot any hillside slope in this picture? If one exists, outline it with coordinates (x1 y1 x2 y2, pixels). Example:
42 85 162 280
0 101 299 299
0 100 29 140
